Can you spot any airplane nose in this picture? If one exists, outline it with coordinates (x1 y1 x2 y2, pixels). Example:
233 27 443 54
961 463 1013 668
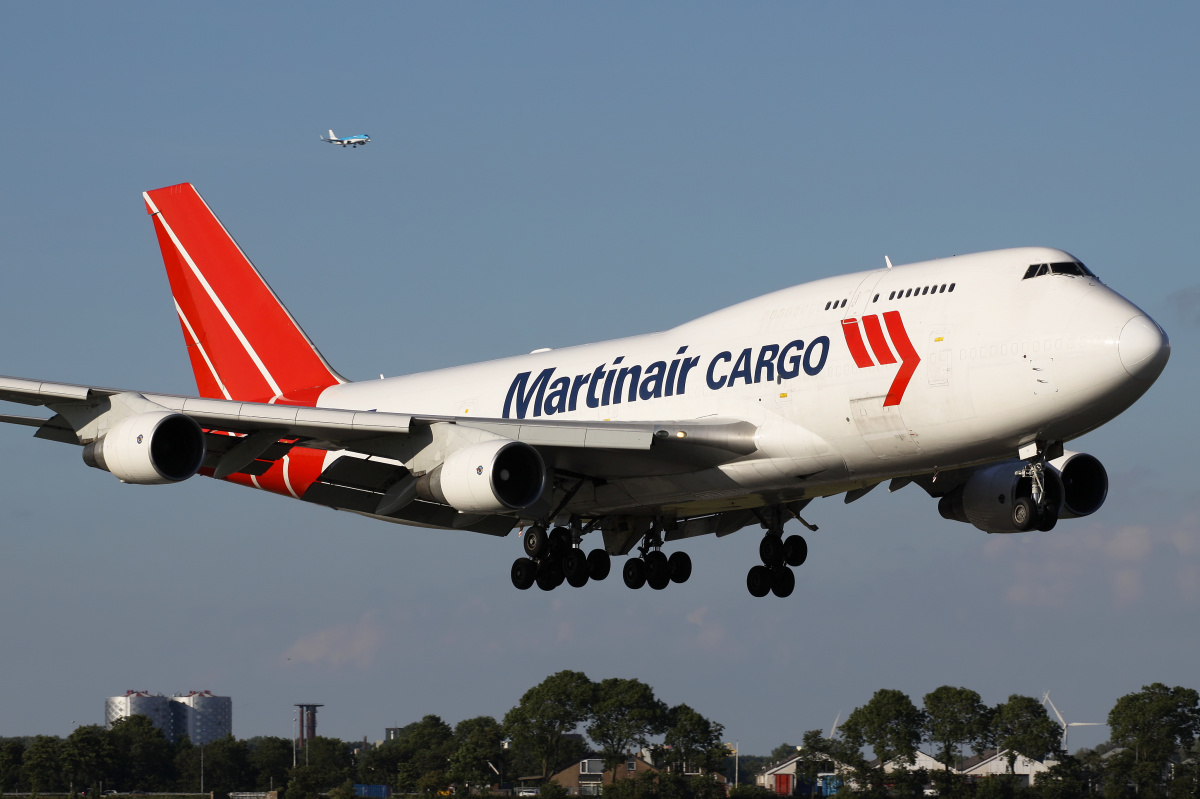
1118 315 1170 381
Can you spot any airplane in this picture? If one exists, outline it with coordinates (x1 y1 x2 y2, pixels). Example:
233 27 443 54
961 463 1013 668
320 130 370 148
0 183 1171 597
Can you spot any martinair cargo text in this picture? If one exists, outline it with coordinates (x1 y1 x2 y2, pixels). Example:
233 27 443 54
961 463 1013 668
0 184 1171 596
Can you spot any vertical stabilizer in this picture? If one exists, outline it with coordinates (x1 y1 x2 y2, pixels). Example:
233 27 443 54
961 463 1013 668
328 130 336 140
143 183 344 405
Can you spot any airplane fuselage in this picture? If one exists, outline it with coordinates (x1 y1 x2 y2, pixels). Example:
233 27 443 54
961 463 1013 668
319 247 1166 518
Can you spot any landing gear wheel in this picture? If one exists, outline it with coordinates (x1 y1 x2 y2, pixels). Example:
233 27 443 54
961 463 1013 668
511 557 536 590
549 526 572 558
536 559 562 591
668 551 692 583
759 535 784 567
645 550 670 585
783 535 808 567
523 526 548 558
587 549 611 581
622 558 647 589
771 566 795 598
1012 497 1036 532
747 565 772 597
563 549 589 586
1036 507 1058 532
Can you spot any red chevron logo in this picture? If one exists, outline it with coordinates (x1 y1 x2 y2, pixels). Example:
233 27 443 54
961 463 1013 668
840 312 921 406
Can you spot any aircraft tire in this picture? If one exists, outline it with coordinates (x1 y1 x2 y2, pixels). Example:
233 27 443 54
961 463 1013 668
587 549 611 581
647 568 671 591
644 550 670 584
549 526 572 558
1011 497 1037 532
523 526 548 559
1036 507 1058 532
668 551 692 583
622 558 647 589
771 566 795 598
747 565 772 597
563 548 589 581
511 557 537 590
759 535 784 567
783 534 808 567
566 568 590 588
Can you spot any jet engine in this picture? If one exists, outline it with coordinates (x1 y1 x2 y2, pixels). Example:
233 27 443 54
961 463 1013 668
417 439 546 514
82 411 206 485
1048 451 1108 519
938 451 1108 533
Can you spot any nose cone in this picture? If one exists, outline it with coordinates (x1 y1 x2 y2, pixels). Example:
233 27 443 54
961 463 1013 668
1119 315 1170 381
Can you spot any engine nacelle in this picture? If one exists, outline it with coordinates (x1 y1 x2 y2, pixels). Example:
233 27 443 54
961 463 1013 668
417 439 546 514
82 411 206 485
1048 451 1108 519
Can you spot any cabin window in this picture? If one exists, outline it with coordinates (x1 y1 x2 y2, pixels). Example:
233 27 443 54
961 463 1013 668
949 283 956 292
939 284 946 293
922 286 929 295
824 301 831 310
905 289 913 297
889 291 895 300
873 293 879 302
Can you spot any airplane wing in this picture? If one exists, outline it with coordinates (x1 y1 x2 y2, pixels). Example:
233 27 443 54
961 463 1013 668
0 374 759 534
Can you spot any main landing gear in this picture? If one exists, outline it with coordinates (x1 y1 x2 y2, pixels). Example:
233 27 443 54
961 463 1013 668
621 526 691 591
747 507 809 598
510 524 611 591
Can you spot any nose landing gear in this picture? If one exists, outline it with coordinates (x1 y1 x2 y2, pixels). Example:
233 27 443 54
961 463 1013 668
1013 457 1060 533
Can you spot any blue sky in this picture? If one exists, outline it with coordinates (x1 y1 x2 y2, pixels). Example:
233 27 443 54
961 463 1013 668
1 3 1197 754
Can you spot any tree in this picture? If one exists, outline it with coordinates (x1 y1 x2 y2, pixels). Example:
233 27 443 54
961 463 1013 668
770 743 798 764
660 704 726 776
384 716 455 793
843 689 926 768
246 736 294 791
924 686 990 771
23 736 63 794
504 670 594 778
108 715 175 791
0 739 26 793
449 716 506 794
61 726 114 792
1107 683 1200 796
587 678 667 774
841 690 925 798
990 695 1062 773
175 735 251 792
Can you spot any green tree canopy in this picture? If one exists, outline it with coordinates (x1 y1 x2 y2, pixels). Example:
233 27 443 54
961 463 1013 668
0 739 26 793
504 670 594 778
449 716 506 794
842 689 926 769
108 715 175 791
246 736 294 791
1107 682 1200 797
22 735 62 793
61 725 114 791
990 695 1061 772
923 686 990 770
660 704 727 776
587 678 667 773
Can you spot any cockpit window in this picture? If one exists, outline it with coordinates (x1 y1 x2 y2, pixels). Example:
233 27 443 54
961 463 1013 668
1023 261 1096 280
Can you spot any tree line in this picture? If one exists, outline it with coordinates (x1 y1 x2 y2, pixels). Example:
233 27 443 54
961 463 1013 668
2 679 1195 799
760 682 1199 799
0 671 726 799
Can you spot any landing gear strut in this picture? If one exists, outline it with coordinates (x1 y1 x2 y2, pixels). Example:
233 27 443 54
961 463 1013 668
511 522 611 591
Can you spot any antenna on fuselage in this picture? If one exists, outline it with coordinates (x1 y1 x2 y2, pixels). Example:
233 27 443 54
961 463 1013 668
884 255 893 269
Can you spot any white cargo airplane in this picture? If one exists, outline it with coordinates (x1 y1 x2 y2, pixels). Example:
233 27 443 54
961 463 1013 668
0 184 1171 597
320 130 369 148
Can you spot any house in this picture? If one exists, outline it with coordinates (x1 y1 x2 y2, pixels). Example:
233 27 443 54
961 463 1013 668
957 749 1054 787
547 753 660 796
757 752 844 796
873 751 947 774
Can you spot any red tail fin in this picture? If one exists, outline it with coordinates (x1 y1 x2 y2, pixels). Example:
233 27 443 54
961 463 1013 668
144 183 343 405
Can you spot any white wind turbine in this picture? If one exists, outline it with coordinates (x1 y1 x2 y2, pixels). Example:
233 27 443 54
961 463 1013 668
1042 692 1103 751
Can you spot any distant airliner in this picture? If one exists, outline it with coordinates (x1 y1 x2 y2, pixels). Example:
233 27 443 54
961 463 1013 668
0 184 1171 597
320 130 369 148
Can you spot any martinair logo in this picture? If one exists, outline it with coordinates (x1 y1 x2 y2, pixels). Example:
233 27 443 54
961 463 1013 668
841 311 921 406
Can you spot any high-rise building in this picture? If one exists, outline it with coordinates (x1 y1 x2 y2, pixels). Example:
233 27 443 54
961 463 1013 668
105 690 232 744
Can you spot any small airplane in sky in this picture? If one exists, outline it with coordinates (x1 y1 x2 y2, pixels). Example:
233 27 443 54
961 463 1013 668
0 183 1171 597
320 130 370 148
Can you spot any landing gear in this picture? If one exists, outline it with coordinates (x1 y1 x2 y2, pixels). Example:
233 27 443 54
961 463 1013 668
515 521 610 591
1014 455 1062 533
620 525 692 590
746 506 809 598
